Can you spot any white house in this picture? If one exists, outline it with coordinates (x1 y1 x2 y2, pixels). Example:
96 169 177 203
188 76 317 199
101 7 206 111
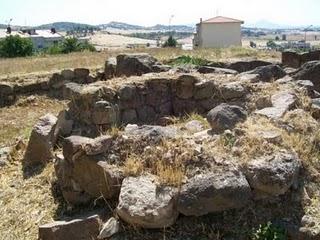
0 28 64 49
193 16 244 48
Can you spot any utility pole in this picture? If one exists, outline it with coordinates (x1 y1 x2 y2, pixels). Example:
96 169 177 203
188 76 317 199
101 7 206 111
304 25 313 42
304 25 313 50
169 15 174 33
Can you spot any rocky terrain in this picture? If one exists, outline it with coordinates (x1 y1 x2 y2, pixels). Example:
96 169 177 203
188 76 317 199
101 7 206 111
1 52 320 240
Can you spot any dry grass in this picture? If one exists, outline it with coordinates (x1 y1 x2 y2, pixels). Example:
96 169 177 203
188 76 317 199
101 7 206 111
155 160 185 187
0 96 66 147
123 154 144 177
0 96 67 240
169 112 210 129
0 163 58 240
0 51 107 76
121 138 191 187
214 116 281 161
0 47 279 76
149 47 280 63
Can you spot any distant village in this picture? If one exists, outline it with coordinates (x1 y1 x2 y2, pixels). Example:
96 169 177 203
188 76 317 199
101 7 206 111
0 16 320 51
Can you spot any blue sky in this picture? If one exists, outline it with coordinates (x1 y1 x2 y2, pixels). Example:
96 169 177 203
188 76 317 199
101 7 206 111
1 0 319 26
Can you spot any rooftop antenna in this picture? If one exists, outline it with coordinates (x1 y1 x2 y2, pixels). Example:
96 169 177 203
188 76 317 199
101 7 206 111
5 18 12 34
5 18 13 27
169 15 174 33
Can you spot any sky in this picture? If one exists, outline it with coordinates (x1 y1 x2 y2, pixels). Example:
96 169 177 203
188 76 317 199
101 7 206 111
0 0 319 27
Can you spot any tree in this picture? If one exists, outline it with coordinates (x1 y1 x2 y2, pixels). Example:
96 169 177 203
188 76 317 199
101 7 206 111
46 37 96 55
0 35 33 58
163 35 177 47
61 37 79 53
266 40 277 49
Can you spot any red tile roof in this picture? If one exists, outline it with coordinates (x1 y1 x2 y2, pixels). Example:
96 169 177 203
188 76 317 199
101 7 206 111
202 16 244 24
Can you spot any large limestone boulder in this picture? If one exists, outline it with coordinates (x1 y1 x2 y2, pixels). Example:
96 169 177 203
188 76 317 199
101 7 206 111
197 66 238 75
115 53 158 77
243 64 286 82
244 152 301 198
193 81 215 100
218 82 247 100
178 167 251 216
174 75 199 99
116 175 179 229
0 147 11 168
292 61 320 91
39 213 102 240
227 60 273 73
56 135 124 205
124 124 179 142
23 113 57 167
53 110 74 142
207 103 247 132
104 57 117 79
255 91 297 119
0 82 15 107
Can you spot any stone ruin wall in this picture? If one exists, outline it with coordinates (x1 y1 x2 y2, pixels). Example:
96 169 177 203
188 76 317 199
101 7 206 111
65 74 247 137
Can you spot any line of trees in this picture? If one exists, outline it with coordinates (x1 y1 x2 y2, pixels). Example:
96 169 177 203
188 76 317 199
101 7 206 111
0 35 96 58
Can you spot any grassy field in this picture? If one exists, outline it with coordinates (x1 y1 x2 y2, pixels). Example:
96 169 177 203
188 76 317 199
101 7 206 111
0 47 280 76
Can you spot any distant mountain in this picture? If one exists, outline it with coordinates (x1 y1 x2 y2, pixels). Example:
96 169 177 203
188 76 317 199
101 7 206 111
99 21 145 30
36 22 97 31
146 24 194 32
0 21 195 32
99 21 194 32
245 20 294 29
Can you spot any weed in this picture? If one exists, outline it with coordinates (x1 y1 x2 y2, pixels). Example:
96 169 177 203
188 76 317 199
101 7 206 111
250 222 287 240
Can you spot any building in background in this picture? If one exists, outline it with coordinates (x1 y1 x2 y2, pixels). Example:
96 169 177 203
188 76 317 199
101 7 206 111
0 28 64 49
193 16 244 48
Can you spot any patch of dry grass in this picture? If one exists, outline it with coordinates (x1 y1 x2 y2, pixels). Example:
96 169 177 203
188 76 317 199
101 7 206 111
0 51 108 76
148 47 279 63
0 47 279 76
169 112 210 129
123 154 144 177
121 138 191 187
0 162 58 240
0 96 66 147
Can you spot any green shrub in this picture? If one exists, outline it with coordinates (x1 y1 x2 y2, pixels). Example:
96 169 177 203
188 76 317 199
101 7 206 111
163 35 177 48
77 41 96 52
267 40 277 49
45 37 96 55
46 43 63 55
251 222 287 240
0 35 33 58
61 37 79 53
170 55 209 66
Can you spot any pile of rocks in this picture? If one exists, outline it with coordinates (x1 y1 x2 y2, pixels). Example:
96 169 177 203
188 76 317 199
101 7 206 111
16 53 320 239
105 53 170 79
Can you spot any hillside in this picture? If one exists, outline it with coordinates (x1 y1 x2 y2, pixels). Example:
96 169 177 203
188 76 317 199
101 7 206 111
36 22 97 31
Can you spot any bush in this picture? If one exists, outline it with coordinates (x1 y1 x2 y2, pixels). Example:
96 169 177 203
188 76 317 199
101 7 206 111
77 41 96 52
61 37 79 53
267 40 277 49
251 222 287 240
163 35 177 48
0 35 33 58
45 37 96 55
170 55 209 66
46 43 63 55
